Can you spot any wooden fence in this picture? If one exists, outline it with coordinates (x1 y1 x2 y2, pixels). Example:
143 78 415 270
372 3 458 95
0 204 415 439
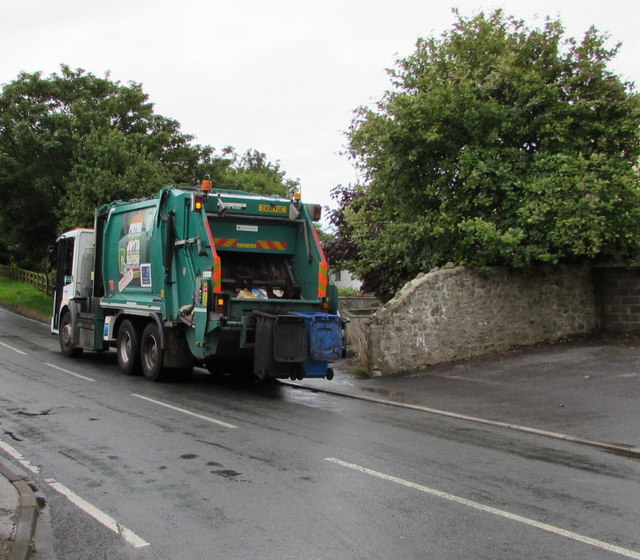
0 264 54 296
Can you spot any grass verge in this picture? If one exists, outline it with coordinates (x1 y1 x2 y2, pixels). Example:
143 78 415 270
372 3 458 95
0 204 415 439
0 275 52 323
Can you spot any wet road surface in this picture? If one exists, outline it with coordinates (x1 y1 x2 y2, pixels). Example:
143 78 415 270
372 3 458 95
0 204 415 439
1 307 639 559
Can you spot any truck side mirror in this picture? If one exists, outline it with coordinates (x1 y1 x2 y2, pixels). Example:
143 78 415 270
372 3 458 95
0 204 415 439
45 245 55 273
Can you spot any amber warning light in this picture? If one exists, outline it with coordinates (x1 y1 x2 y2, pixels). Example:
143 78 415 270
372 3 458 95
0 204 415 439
191 194 204 211
215 294 228 314
201 179 213 192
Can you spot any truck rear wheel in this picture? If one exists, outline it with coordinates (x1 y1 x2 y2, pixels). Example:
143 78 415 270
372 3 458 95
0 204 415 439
141 322 165 381
117 320 140 375
59 311 83 357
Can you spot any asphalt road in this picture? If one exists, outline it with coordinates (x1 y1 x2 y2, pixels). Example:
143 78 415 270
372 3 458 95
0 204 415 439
1 307 639 559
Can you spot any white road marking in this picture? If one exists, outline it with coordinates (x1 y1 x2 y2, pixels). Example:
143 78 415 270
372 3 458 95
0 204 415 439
45 478 150 548
0 340 27 355
44 362 95 382
0 439 41 473
130 394 237 429
325 457 640 560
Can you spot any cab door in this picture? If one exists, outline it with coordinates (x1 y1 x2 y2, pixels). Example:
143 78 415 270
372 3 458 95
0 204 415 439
51 235 76 332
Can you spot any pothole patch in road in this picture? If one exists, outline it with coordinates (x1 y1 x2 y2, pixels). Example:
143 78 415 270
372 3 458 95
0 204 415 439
179 455 241 478
180 453 198 460
2 430 22 442
212 469 240 478
10 408 53 417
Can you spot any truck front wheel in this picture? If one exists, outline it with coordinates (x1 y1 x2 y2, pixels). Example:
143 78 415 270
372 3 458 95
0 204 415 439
117 320 140 375
141 322 165 381
59 311 82 357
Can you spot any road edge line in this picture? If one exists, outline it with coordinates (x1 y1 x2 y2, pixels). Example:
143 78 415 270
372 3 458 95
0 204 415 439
44 478 149 549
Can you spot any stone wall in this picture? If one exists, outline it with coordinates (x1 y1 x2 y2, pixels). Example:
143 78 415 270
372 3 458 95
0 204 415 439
595 266 640 333
338 296 380 312
338 296 381 360
363 265 597 374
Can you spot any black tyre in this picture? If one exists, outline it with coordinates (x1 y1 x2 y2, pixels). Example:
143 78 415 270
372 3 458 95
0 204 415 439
141 322 165 381
117 320 140 375
59 311 83 357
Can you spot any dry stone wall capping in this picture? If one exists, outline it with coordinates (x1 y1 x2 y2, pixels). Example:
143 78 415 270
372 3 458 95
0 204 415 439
361 265 597 375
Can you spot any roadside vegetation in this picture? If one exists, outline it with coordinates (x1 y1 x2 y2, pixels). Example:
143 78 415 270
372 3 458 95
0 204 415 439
0 66 300 269
3 12 638 307
325 10 640 300
0 275 52 323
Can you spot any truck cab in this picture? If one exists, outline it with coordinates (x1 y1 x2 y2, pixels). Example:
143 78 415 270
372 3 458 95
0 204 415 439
51 229 96 354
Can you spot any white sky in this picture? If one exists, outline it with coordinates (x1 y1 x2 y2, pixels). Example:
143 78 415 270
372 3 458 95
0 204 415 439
1 0 638 212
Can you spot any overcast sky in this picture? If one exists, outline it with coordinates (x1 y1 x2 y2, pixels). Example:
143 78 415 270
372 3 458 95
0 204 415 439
2 0 638 211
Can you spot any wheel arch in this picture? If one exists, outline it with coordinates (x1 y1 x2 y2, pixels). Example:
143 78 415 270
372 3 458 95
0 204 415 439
56 302 78 341
112 311 166 348
57 303 71 326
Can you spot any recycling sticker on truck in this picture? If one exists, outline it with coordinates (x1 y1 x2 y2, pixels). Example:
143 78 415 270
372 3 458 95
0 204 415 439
117 206 154 290
140 263 152 287
118 268 134 292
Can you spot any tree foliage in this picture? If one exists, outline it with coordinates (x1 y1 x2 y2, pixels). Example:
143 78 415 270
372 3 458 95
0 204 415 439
0 66 298 267
338 10 640 300
216 149 299 198
60 128 173 230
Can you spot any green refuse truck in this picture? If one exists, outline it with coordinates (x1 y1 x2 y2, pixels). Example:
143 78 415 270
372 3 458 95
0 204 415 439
50 180 343 381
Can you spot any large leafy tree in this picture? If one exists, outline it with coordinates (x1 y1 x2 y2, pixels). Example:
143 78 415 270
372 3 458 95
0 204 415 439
217 149 299 198
0 66 198 266
0 66 298 267
59 128 173 231
341 10 640 300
